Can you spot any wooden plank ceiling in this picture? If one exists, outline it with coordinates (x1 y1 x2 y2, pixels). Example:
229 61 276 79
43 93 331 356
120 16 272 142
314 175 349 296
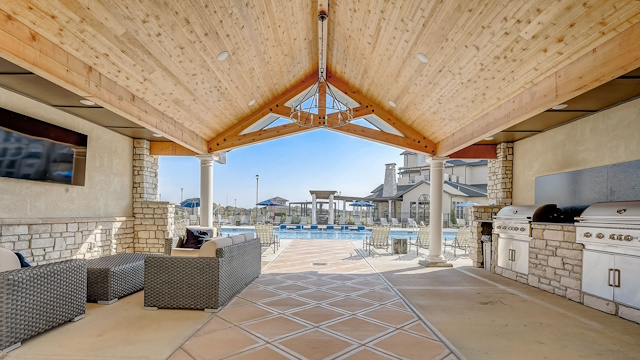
0 1 640 155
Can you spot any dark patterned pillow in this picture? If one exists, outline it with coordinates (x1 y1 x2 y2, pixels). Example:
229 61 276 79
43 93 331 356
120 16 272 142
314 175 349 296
182 227 213 249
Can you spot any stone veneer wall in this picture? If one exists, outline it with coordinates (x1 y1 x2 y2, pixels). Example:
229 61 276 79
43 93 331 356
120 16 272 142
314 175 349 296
0 217 134 265
487 142 513 206
133 201 175 253
468 206 502 267
528 224 583 302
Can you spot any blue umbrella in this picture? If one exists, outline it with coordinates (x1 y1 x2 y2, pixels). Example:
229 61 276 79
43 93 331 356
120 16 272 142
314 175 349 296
350 200 374 207
180 198 200 208
456 201 478 207
256 199 280 206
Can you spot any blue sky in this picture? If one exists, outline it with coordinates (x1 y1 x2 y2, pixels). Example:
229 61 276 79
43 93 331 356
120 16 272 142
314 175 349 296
158 128 403 208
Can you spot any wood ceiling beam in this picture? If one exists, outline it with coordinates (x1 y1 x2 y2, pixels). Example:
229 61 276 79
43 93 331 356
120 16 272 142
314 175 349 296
0 9 208 154
328 124 432 154
448 145 497 159
207 72 317 152
325 72 437 154
210 123 312 152
437 20 640 156
149 142 197 156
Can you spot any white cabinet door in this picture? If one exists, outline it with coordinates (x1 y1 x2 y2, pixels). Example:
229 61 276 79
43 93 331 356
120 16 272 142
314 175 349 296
497 238 512 270
613 254 640 309
511 240 529 275
582 250 614 301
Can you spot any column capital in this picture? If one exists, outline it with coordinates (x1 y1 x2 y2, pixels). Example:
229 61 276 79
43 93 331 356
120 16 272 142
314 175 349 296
196 154 216 166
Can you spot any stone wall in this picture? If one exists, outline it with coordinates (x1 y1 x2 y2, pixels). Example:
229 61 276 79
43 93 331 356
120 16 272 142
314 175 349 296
0 217 134 265
487 142 513 206
133 201 175 253
469 206 501 267
528 224 583 302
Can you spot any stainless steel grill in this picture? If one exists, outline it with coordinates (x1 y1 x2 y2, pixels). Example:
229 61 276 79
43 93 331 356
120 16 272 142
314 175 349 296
576 201 640 312
494 204 564 275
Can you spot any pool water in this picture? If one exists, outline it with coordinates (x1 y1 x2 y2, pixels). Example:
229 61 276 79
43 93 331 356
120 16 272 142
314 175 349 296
220 227 457 241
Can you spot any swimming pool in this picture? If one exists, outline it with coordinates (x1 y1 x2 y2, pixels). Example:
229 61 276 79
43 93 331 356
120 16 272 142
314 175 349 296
220 227 458 241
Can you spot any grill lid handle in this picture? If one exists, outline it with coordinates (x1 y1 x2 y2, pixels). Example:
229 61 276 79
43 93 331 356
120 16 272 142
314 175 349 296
617 208 627 215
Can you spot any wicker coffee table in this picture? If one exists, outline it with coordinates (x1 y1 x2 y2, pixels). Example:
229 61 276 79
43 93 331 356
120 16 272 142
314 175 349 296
87 253 160 304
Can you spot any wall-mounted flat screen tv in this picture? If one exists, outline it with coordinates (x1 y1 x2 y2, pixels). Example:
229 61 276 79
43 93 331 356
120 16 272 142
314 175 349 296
0 107 87 186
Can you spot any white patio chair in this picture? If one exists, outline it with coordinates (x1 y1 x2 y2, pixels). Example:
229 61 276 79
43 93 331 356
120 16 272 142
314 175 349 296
407 218 418 228
410 226 430 256
445 226 471 256
367 226 391 257
391 218 400 227
338 216 345 225
274 216 281 225
380 218 389 226
300 216 308 225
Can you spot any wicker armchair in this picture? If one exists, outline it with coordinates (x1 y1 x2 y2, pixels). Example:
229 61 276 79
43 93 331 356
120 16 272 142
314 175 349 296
144 238 261 312
0 259 86 353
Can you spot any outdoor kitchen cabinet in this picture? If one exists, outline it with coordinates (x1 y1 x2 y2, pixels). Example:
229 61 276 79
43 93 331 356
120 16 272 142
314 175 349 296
497 237 529 275
582 250 640 309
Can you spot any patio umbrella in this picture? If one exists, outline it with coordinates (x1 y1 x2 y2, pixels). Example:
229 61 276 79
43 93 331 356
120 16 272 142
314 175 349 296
455 201 478 207
257 199 280 220
180 198 200 208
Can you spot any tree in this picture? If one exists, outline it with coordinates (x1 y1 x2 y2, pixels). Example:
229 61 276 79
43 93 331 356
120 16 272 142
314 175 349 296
450 210 457 227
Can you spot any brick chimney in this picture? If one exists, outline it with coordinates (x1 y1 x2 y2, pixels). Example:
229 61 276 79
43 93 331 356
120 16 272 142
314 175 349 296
382 163 397 197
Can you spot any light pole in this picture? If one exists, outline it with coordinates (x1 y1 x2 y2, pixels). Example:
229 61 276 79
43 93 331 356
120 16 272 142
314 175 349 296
255 175 259 224
180 188 183 202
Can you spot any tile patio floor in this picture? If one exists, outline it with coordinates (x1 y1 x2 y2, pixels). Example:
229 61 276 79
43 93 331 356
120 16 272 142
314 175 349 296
171 240 455 360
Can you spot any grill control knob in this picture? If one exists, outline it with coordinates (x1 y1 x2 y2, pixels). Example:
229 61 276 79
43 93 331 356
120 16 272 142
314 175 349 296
609 234 616 240
520 227 525 232
616 234 623 241
584 232 592 238
624 235 633 242
596 233 604 239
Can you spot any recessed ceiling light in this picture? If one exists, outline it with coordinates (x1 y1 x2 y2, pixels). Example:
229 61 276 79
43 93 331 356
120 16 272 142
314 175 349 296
388 100 397 107
483 137 494 141
79 99 95 106
248 99 256 106
552 103 568 110
152 133 162 137
417 53 428 63
217 51 229 61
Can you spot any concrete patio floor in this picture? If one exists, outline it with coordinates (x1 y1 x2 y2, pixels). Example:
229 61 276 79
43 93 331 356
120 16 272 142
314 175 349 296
5 239 640 360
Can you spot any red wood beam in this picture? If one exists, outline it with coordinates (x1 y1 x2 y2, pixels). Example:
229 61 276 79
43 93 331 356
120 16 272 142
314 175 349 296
448 144 497 159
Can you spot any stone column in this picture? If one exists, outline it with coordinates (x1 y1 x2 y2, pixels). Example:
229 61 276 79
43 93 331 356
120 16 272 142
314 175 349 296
133 139 159 202
420 156 452 268
488 142 513 206
311 194 317 225
196 154 215 228
328 194 335 224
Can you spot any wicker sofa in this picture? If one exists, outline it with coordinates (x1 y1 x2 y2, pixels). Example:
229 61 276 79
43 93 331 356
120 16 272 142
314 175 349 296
0 259 86 353
145 234 261 312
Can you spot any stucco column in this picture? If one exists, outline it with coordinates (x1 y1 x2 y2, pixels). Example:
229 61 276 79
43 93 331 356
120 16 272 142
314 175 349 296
328 194 335 224
196 154 215 227
311 194 317 225
342 201 346 218
388 200 392 220
420 156 452 268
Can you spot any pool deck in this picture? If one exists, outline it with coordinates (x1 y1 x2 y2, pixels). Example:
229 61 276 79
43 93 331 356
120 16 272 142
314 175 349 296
5 239 640 360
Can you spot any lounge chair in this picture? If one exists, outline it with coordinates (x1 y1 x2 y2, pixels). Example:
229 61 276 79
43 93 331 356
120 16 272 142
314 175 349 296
227 216 235 225
273 216 281 225
255 224 279 253
445 226 471 256
391 218 400 227
410 226 430 256
380 218 389 226
338 216 345 225
366 226 391 257
366 217 374 226
407 218 418 228
256 216 265 224
420 221 426 227
300 216 308 225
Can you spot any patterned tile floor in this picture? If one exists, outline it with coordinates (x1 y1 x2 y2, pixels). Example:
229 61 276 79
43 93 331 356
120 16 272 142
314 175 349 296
171 240 455 360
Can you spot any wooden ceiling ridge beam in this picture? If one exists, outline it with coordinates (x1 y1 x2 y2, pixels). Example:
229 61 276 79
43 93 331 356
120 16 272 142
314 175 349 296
210 123 312 152
328 124 431 154
207 72 318 152
325 72 437 154
437 20 640 156
0 9 208 154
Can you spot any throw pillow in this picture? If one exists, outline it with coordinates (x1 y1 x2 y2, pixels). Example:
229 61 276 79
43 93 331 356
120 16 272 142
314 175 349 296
182 227 212 249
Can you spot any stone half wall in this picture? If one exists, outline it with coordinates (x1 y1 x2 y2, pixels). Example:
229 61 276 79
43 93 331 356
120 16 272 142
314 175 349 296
528 223 583 302
468 206 502 267
0 217 134 265
133 201 175 253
